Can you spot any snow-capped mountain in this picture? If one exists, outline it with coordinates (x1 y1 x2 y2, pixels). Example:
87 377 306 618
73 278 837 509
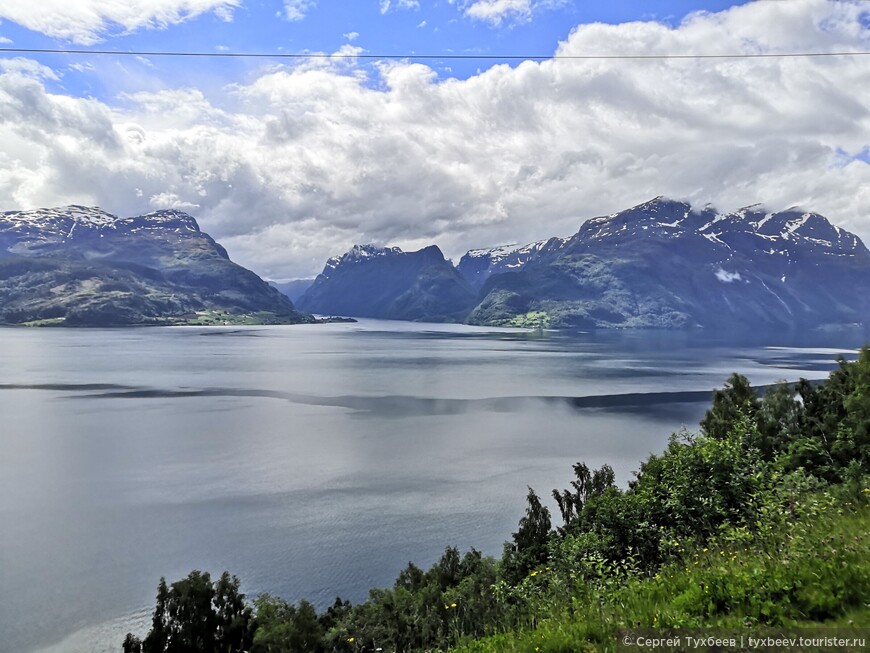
297 244 476 321
457 237 568 289
304 197 870 330
466 197 870 329
574 197 866 257
322 244 406 276
0 206 311 326
0 206 202 251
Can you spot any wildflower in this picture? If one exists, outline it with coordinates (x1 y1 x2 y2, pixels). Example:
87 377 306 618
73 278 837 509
530 571 538 577
451 602 457 608
347 636 355 643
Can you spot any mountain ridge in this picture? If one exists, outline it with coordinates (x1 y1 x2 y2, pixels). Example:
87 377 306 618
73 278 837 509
303 197 870 329
0 205 314 326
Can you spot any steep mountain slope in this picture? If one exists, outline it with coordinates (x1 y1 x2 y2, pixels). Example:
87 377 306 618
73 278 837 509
296 244 477 321
0 206 313 326
457 238 568 290
466 198 870 329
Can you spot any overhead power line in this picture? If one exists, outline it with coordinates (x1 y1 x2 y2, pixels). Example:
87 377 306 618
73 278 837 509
2 46 870 61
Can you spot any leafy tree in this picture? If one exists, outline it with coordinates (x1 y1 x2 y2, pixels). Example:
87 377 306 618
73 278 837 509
125 571 254 653
755 381 802 457
502 487 552 584
214 572 256 653
552 462 615 531
700 372 759 440
123 633 142 653
252 595 325 653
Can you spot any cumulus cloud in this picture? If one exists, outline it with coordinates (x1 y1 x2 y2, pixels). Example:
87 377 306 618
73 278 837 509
454 0 565 26
1 0 869 281
0 0 240 45
283 0 317 21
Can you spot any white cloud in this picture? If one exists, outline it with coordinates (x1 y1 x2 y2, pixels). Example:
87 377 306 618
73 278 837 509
343 31 360 41
715 268 743 283
380 0 420 15
0 0 869 282
69 62 96 73
417 20 427 28
454 0 565 26
0 0 240 45
464 0 533 25
150 192 201 210
0 36 12 44
283 0 317 21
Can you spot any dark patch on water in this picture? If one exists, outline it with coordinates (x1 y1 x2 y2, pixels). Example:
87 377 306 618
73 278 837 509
0 381 716 418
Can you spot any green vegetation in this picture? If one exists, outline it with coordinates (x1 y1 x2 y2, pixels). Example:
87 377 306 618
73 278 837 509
178 310 307 326
504 311 551 329
124 347 870 652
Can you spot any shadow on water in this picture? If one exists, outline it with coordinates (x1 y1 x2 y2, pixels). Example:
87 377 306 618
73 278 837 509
0 382 732 419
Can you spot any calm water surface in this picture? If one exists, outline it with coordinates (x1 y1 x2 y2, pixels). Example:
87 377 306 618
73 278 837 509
0 321 863 653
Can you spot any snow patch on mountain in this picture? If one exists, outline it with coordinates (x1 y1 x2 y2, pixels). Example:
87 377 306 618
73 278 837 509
0 206 202 244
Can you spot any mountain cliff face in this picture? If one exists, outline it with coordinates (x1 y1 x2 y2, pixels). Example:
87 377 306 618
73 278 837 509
464 198 870 329
457 238 568 290
303 198 870 330
0 205 313 326
296 244 477 321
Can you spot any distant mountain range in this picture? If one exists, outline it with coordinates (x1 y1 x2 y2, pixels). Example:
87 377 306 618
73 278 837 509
0 206 313 326
297 197 870 330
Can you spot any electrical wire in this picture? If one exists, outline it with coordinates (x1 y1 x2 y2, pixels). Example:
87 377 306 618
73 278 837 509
2 46 870 61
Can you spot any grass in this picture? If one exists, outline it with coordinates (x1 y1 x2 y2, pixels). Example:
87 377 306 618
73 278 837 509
454 496 870 653
20 317 66 326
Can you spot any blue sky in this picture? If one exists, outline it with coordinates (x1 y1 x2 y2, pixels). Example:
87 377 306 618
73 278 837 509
0 1 868 280
1 1 756 98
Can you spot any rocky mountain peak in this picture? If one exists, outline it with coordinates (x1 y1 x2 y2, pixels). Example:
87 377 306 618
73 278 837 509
0 204 311 326
113 209 201 234
576 196 717 242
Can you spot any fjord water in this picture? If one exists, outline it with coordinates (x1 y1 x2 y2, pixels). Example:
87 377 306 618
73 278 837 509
0 321 863 653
